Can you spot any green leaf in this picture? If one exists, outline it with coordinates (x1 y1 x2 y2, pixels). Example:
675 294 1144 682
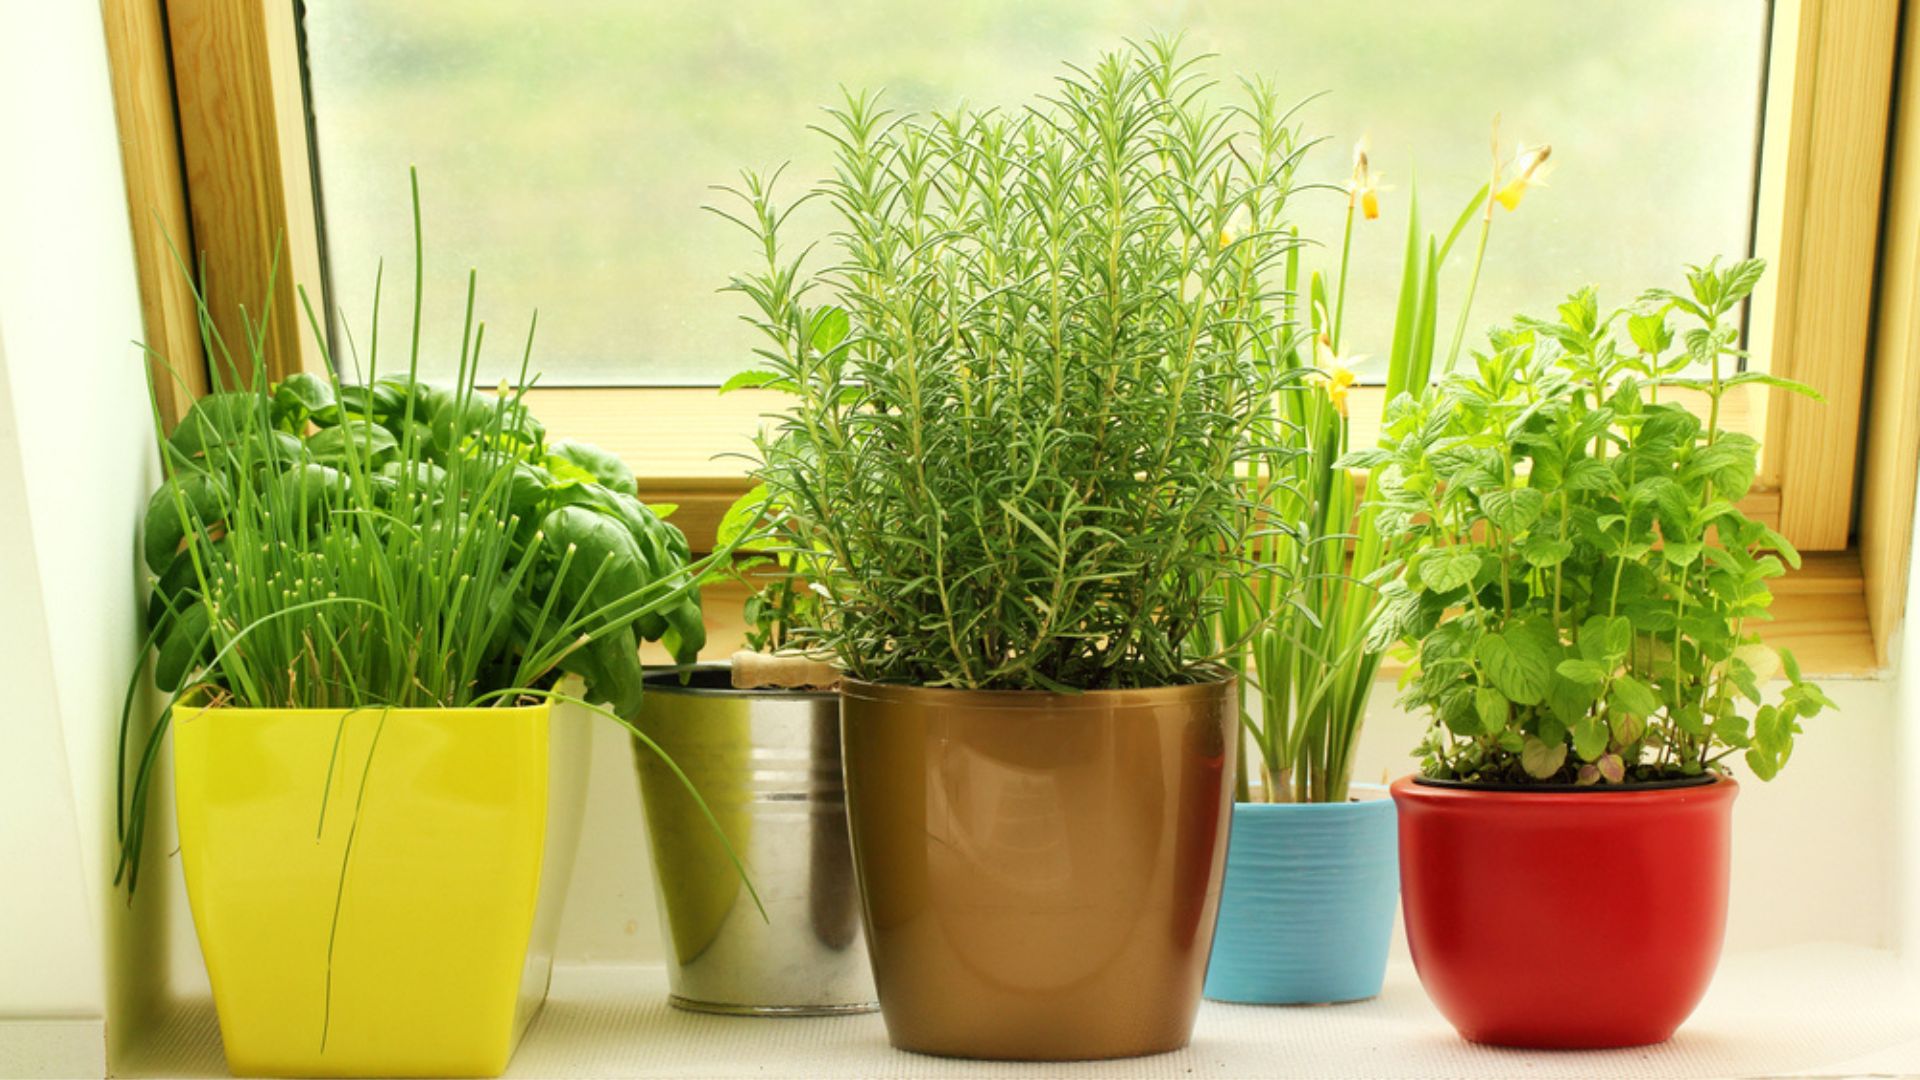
1686 433 1760 499
154 601 212 693
1564 458 1616 493
170 391 265 458
1627 311 1672 356
1536 713 1570 747
1610 708 1645 746
1612 672 1658 714
1418 549 1482 593
1610 675 1662 718
1474 687 1510 735
1521 534 1574 568
1545 674 1597 729
1577 615 1632 663
1521 736 1568 779
1662 541 1703 567
548 440 638 497
142 470 230 574
1721 258 1766 307
719 369 795 395
1479 487 1546 533
271 372 334 427
1665 371 1823 401
807 305 851 352
1335 448 1392 470
1572 717 1608 761
1475 630 1554 706
1556 658 1609 685
307 419 399 468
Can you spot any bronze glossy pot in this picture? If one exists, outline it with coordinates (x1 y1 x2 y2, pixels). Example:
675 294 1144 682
840 673 1236 1061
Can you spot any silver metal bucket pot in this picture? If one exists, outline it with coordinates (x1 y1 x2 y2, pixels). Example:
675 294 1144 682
632 665 877 1015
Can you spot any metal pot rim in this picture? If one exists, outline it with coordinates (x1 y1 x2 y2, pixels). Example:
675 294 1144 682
839 664 1234 709
641 663 838 701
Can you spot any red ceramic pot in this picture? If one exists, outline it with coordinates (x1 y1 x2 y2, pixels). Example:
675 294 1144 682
1391 774 1737 1049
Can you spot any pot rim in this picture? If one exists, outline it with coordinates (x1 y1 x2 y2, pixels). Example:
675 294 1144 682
1234 794 1394 816
1391 772 1738 805
641 662 838 701
839 663 1234 709
169 700 551 722
1413 772 1719 793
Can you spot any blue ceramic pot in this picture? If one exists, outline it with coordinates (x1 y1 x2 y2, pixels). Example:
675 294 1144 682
1203 792 1398 1004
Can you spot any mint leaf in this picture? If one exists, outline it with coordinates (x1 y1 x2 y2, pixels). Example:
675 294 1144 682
1418 549 1482 593
1521 736 1568 779
1475 630 1554 706
1481 488 1546 534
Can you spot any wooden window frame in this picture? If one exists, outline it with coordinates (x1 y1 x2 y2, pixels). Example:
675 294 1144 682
103 0 1915 671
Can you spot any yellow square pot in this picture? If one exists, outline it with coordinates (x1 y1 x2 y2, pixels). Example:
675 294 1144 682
172 701 588 1077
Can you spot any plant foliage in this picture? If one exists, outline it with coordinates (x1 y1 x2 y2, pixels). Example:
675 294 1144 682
716 37 1304 690
1366 258 1836 784
118 177 716 893
1209 141 1508 802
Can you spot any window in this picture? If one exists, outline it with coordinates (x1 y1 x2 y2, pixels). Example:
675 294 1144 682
299 1 1768 387
121 1 1904 662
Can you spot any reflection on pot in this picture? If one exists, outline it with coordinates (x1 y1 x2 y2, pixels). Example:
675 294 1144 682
841 674 1235 1060
634 666 875 1015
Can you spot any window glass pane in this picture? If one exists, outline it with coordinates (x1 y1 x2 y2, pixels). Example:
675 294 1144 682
302 2 1766 386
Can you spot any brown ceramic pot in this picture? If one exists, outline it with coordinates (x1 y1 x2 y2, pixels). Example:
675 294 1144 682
839 673 1236 1061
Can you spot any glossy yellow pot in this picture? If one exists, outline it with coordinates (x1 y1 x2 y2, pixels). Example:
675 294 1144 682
172 701 588 1078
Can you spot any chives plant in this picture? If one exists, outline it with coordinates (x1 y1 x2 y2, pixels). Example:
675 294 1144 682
118 175 730 894
717 38 1306 691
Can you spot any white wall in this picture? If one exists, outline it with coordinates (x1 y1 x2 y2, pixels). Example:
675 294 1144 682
0 2 158 1076
545 674 1903 967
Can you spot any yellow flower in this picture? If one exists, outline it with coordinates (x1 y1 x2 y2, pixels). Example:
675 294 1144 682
1310 328 1363 417
1327 366 1356 417
1493 143 1554 211
1346 138 1389 221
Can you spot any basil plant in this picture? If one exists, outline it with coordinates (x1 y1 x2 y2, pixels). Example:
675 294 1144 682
142 372 704 719
1361 259 1835 785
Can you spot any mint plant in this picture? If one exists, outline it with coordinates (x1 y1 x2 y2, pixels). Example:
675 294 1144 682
1363 258 1835 784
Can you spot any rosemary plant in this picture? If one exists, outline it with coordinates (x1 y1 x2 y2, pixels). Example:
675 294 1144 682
716 38 1306 690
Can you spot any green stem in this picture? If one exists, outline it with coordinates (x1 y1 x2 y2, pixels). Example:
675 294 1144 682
1332 200 1355 351
1443 202 1494 374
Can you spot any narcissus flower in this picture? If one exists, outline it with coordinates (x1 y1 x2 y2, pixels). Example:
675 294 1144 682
1326 365 1357 417
1493 143 1553 211
1346 138 1388 220
1311 329 1362 417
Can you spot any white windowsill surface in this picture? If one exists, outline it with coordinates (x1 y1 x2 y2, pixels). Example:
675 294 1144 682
115 944 1920 1080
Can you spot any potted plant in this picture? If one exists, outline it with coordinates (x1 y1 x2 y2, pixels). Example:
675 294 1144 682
1372 257 1835 1048
1203 134 1546 1006
629 486 877 1015
118 182 731 1077
716 39 1296 1060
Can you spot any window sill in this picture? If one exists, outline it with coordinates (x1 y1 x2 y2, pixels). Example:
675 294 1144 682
118 945 1919 1078
524 387 1873 678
